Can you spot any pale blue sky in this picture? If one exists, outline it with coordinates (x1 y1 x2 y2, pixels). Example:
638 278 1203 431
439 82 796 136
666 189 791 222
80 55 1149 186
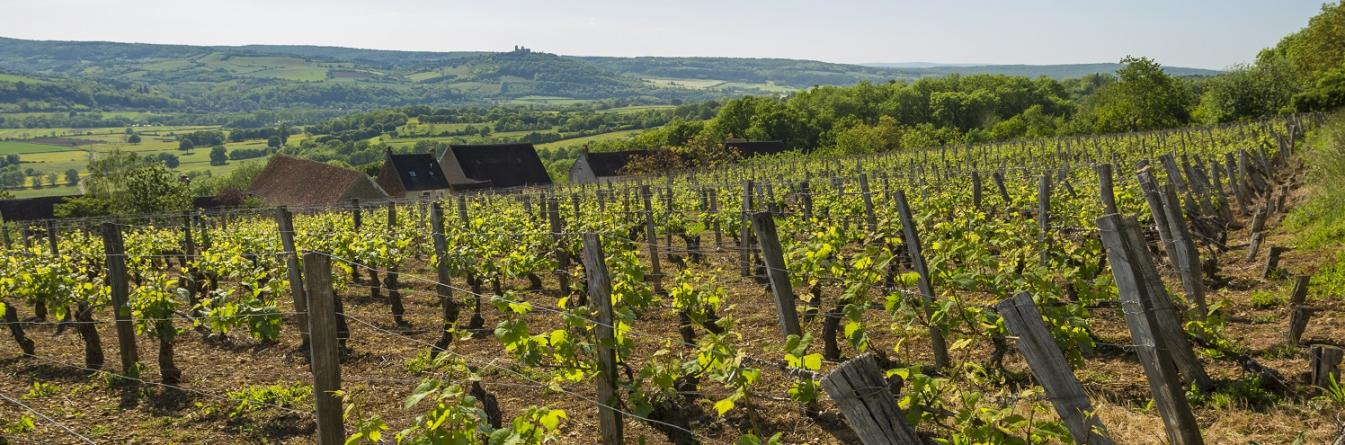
0 0 1329 69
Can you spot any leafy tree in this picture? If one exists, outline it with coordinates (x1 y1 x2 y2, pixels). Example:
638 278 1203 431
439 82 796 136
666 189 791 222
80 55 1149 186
267 136 282 149
209 146 228 166
1195 61 1297 122
828 116 903 155
45 172 57 187
178 139 194 151
1074 56 1193 132
64 169 79 186
127 133 141 143
57 150 190 217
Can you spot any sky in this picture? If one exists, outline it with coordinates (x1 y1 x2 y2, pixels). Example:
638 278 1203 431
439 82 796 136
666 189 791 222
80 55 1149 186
0 0 1329 69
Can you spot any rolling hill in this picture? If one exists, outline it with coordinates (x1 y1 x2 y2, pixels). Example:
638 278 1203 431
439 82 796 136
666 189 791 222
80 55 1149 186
0 36 1222 116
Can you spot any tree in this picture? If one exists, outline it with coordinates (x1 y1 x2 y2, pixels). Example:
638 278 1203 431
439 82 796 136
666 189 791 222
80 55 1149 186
64 169 79 186
155 153 180 169
56 150 190 217
1195 61 1297 122
179 139 194 151
267 135 282 149
45 172 57 187
209 146 228 166
127 133 141 143
829 116 903 155
1075 56 1193 132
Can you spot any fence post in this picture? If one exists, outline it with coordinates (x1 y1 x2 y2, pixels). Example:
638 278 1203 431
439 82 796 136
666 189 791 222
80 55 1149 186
639 186 662 293
1287 275 1312 347
580 234 625 445
1310 345 1343 387
750 211 802 338
102 222 139 376
859 174 877 233
820 353 921 445
1097 214 1203 445
740 180 754 277
430 203 459 353
894 190 950 369
1263 246 1287 278
303 252 345 445
276 207 310 351
547 198 571 294
1158 183 1207 314
996 293 1113 445
1038 173 1052 265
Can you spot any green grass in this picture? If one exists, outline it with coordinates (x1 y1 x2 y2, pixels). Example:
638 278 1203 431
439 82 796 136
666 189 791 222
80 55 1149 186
536 128 646 151
0 141 83 154
507 96 592 106
0 73 46 83
643 78 726 90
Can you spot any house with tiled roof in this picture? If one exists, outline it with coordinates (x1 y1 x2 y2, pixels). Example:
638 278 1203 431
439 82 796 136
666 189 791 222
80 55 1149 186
247 155 388 207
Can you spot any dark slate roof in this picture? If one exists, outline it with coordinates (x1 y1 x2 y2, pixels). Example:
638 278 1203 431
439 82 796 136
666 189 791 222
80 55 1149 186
384 152 451 192
248 155 388 207
0 195 72 221
581 150 643 177
725 140 790 158
444 143 553 189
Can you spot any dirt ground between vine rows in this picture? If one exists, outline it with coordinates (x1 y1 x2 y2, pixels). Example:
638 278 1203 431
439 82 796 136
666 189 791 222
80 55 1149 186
2 168 1344 444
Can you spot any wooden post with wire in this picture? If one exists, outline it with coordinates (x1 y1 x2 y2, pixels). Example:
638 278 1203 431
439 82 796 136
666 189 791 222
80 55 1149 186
101 222 139 377
303 252 345 445
430 203 459 353
580 234 625 445
996 293 1113 445
276 207 310 351
820 353 921 445
750 211 802 338
894 190 950 369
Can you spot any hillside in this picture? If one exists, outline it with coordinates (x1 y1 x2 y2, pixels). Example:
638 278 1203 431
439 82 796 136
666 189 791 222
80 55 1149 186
862 62 1221 78
0 37 1221 116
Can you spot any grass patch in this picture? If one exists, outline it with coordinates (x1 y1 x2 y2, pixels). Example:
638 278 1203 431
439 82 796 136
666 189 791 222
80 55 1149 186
0 140 83 154
1284 111 1345 250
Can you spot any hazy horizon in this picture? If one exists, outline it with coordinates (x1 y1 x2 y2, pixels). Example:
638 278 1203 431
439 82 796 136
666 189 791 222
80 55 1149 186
0 0 1328 70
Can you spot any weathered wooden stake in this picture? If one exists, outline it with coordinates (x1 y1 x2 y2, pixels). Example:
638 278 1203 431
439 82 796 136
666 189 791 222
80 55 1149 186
580 234 625 445
750 212 802 338
276 207 310 350
303 253 345 445
101 222 139 377
820 353 921 445
894 190 950 369
996 293 1113 445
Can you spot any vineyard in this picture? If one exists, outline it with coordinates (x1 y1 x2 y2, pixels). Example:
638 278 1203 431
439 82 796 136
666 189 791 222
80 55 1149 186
1 112 1342 444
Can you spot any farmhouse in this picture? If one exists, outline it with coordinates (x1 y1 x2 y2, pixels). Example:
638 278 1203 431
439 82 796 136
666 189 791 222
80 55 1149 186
569 149 646 184
439 143 552 189
247 155 388 207
375 149 452 198
724 139 791 158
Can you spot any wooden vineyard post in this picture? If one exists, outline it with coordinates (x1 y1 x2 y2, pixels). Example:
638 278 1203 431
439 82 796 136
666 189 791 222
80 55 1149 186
547 198 571 294
893 190 950 369
430 203 458 353
1038 173 1052 265
303 253 345 445
1097 164 1118 214
971 170 983 210
740 180 754 277
350 198 363 283
1310 345 1343 387
1287 275 1312 347
1246 208 1268 261
385 203 406 326
1158 183 1207 314
101 222 139 377
639 186 662 293
1118 216 1214 391
276 207 310 351
798 180 814 220
708 188 722 248
820 353 921 445
580 234 625 445
1263 246 1287 278
1097 214 1203 445
750 211 802 338
992 169 1012 212
859 174 878 232
996 293 1113 445
1137 168 1180 268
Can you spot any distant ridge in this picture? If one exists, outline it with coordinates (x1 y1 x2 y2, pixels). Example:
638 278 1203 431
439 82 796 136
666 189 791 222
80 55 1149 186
862 62 1221 78
0 36 1221 114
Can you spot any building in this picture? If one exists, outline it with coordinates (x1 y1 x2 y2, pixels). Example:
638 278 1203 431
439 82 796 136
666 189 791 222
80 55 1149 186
375 149 452 198
438 143 552 190
0 195 74 222
724 140 791 158
568 149 645 184
247 155 388 207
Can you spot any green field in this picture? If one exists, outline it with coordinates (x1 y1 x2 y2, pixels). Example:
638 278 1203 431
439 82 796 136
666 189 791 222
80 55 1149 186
536 128 645 151
0 125 277 198
642 78 727 90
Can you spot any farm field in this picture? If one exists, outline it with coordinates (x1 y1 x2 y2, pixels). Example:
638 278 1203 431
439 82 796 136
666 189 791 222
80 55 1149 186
0 124 273 198
0 113 1339 444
